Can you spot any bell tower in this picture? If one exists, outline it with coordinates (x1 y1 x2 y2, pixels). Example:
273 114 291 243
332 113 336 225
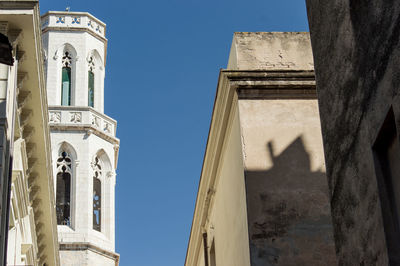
41 11 120 265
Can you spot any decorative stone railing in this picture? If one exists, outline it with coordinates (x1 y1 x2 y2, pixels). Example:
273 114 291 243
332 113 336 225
41 11 106 39
48 106 117 137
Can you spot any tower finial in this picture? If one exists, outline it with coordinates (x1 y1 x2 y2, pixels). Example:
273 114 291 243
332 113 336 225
66 6 70 12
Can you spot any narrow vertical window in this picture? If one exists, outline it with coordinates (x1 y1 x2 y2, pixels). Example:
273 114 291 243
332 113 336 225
61 52 72 106
56 151 72 225
88 56 95 107
93 157 102 231
373 107 400 264
88 71 94 107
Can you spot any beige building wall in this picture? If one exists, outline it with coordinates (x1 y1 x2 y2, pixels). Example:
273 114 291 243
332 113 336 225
196 106 251 266
239 98 336 264
227 32 314 71
186 32 337 266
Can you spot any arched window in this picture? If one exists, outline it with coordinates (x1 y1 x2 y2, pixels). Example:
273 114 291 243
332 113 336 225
92 157 102 231
61 51 72 106
88 56 95 107
56 151 72 225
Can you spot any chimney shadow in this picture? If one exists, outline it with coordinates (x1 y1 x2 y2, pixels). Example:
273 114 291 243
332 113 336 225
245 136 336 266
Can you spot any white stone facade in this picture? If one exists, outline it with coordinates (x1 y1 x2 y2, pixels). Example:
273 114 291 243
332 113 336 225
42 11 120 266
42 11 106 113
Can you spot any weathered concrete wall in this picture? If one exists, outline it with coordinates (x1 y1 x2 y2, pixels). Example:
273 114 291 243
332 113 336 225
227 32 314 71
305 1 400 264
239 99 336 265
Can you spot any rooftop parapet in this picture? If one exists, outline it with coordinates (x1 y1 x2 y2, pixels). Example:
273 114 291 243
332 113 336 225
227 32 314 71
41 11 106 39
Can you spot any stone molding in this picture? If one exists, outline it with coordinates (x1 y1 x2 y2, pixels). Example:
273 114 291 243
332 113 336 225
59 242 119 266
226 70 316 99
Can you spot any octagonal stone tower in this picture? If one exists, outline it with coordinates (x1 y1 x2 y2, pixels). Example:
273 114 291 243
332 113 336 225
41 11 120 265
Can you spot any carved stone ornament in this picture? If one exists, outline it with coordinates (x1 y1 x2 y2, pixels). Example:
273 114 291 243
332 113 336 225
56 16 65 24
49 112 61 123
57 151 72 174
88 56 95 71
70 112 82 123
104 122 111 133
72 17 81 24
91 115 100 128
92 157 102 178
106 171 114 178
62 51 72 67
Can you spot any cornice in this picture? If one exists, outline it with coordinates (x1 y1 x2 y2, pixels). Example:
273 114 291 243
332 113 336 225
224 70 316 99
0 1 37 9
41 26 107 43
59 242 119 266
50 124 120 145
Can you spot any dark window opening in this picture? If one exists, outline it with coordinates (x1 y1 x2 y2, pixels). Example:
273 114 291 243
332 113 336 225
88 71 94 107
93 157 102 232
56 151 72 226
373 107 400 265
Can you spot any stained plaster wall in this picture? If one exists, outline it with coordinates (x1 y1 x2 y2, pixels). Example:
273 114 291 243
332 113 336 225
227 32 314 71
238 99 336 265
229 32 336 265
305 0 400 264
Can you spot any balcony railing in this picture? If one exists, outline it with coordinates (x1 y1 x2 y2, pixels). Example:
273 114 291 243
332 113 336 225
48 106 117 137
41 12 106 39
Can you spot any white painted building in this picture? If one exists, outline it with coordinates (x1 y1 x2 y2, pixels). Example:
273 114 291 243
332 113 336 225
41 11 120 266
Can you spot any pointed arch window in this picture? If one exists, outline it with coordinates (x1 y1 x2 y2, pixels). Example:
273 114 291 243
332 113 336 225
56 151 72 225
92 157 102 231
88 56 95 107
61 51 72 106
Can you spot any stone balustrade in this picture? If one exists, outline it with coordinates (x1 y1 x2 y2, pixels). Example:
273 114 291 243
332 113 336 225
41 11 106 39
48 106 116 137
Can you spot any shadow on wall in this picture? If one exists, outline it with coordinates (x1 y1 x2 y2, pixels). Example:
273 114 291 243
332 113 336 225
245 136 337 266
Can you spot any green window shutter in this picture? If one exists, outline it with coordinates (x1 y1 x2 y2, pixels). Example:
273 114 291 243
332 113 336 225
61 67 71 106
88 71 94 107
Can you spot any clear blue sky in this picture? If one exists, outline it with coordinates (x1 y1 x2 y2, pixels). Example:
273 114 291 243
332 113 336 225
39 0 309 265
